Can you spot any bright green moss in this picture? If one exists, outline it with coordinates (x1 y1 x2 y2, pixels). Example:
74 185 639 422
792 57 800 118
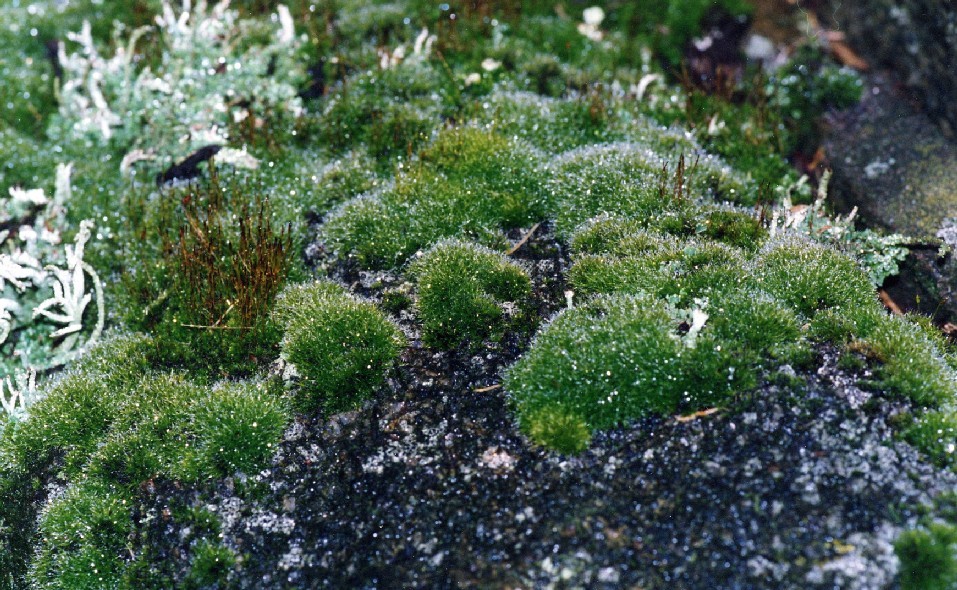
185 540 237 587
9 362 289 491
409 239 531 349
273 281 405 414
895 523 957 590
808 305 886 345
506 293 721 435
417 127 549 226
29 480 134 590
323 128 548 269
810 305 957 411
4 367 286 587
569 253 674 298
548 142 752 239
189 381 289 480
523 406 592 455
903 411 957 469
754 240 879 319
854 314 957 407
321 192 412 268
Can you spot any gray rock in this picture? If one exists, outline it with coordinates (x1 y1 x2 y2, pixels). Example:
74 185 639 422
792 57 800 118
824 73 957 321
824 1 957 137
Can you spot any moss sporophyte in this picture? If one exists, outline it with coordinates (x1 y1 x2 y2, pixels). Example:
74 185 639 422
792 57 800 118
0 0 953 587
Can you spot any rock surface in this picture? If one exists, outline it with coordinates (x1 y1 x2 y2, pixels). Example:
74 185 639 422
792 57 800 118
824 1 957 137
141 344 954 589
824 72 957 321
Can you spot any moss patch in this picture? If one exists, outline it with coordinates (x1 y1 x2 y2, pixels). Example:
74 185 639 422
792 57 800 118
409 239 532 349
273 280 405 414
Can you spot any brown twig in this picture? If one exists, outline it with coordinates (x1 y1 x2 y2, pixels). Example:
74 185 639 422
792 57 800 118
676 407 721 423
473 383 502 393
179 324 254 330
878 289 904 315
506 223 541 256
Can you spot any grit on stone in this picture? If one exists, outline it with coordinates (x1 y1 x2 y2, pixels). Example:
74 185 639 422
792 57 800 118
153 350 950 590
136 228 956 589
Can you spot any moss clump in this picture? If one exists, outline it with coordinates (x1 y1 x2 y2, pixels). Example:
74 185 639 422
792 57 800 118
120 172 295 378
29 480 134 590
9 357 289 490
322 128 547 269
303 151 380 216
548 143 754 240
185 540 237 588
416 127 549 227
188 381 289 480
903 411 957 469
569 216 671 257
754 240 878 319
316 63 446 163
707 289 804 360
569 237 746 306
0 334 290 588
523 406 592 455
409 240 531 349
852 315 957 407
272 281 405 414
547 143 670 240
468 91 619 154
83 374 203 488
506 293 732 434
701 209 768 250
895 523 957 590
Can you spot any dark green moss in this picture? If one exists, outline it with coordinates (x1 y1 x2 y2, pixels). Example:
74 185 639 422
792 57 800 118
895 523 957 590
754 240 879 319
29 480 134 590
84 374 201 488
506 293 735 437
700 209 768 250
185 540 237 588
188 381 290 480
409 239 531 349
272 281 405 414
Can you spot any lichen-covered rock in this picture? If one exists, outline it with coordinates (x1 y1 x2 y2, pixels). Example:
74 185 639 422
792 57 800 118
824 73 957 322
